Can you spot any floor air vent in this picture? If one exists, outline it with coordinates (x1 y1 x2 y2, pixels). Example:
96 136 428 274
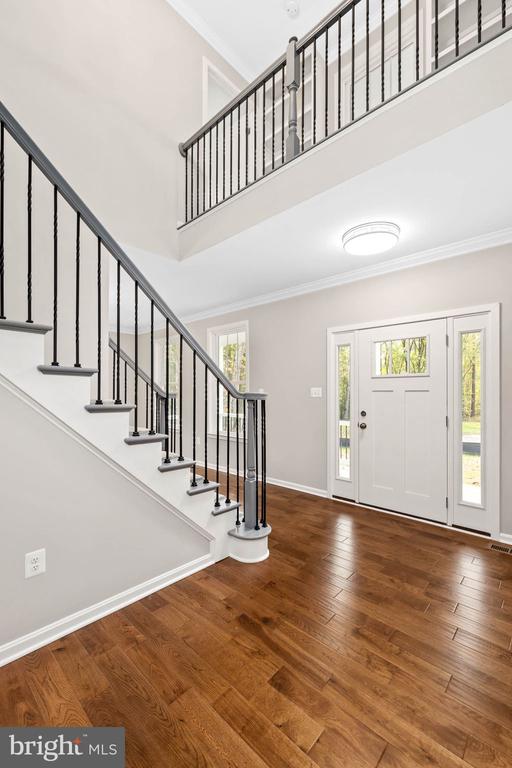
490 543 512 554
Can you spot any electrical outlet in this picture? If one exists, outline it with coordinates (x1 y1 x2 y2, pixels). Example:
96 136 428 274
25 548 46 579
310 387 323 398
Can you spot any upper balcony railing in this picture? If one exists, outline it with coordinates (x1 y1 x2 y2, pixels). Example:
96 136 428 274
179 0 511 224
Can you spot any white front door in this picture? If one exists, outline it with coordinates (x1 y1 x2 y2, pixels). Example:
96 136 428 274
357 319 448 523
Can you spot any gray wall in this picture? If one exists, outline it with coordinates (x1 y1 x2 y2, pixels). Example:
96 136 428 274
187 246 512 535
0 379 210 649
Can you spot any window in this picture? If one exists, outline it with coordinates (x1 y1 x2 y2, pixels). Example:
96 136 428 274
460 331 483 505
374 336 428 376
208 322 248 435
156 335 179 394
203 59 240 122
337 344 351 481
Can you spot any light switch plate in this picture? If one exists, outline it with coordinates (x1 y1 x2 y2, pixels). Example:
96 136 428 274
310 387 323 398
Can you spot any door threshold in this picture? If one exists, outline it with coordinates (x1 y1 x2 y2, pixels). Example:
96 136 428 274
331 496 495 542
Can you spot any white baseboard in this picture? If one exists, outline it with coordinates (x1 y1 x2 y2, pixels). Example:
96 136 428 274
266 476 328 498
0 553 214 668
500 533 512 545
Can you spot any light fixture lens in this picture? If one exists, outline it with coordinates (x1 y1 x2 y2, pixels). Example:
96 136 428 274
342 222 400 256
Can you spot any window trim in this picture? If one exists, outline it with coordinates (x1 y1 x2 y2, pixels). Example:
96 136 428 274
202 57 240 124
207 320 249 437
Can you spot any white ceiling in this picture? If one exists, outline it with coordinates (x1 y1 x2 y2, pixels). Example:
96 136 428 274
120 100 512 327
165 0 341 80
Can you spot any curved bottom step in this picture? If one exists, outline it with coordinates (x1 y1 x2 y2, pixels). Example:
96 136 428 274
228 523 271 563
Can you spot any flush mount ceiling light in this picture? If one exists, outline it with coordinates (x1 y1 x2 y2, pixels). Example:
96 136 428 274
342 222 400 256
284 1 300 19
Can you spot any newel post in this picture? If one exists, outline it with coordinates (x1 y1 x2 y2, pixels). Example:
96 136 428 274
244 393 267 530
285 36 300 161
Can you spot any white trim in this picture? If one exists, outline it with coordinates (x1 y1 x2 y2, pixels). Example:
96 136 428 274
230 552 269 564
266 476 328 498
0 371 214 543
182 229 512 323
0 554 214 668
501 533 512 545
326 303 501 537
163 0 254 80
202 57 241 124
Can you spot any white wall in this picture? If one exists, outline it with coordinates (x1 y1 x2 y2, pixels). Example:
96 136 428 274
187 246 512 535
0 377 210 655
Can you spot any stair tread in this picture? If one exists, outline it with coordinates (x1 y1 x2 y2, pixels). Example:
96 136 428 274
187 476 220 496
85 402 134 413
38 364 97 377
124 432 167 445
158 457 195 472
228 522 272 540
0 319 52 335
212 498 241 516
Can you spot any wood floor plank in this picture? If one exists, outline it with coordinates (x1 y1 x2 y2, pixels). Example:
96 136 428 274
2 485 512 767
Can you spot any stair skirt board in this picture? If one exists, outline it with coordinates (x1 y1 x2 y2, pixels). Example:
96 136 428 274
0 554 214 668
85 403 135 413
124 432 168 445
0 319 52 335
159 458 196 472
38 365 98 377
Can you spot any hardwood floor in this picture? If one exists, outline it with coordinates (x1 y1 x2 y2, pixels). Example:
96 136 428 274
2 484 512 767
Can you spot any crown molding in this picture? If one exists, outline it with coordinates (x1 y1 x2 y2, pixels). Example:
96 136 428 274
163 0 255 81
181 227 512 324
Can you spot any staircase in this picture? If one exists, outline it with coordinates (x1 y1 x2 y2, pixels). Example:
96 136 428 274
0 101 271 569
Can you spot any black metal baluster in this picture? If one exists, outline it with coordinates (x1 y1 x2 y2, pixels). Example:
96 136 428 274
262 83 266 175
245 99 249 187
209 129 212 209
478 0 482 42
325 30 329 137
112 349 116 400
230 110 233 197
215 379 220 507
237 104 241 191
416 0 420 80
236 397 240 517
216 123 219 204
133 282 139 435
366 0 370 112
338 16 342 129
51 186 59 366
95 238 103 404
149 300 155 432
74 212 80 365
26 156 33 324
301 50 305 151
272 73 275 170
0 121 4 320
171 395 175 453
145 381 149 429
435 0 439 69
262 399 267 527
455 0 460 56
222 118 226 200
398 0 402 91
313 37 317 143
190 142 194 220
202 135 206 214
351 8 356 121
196 140 200 215
164 318 171 464
253 90 257 181
124 360 127 404
502 0 506 27
204 364 209 483
115 260 121 403
192 351 197 484
381 0 386 101
184 147 188 223
178 334 184 461
226 391 231 505
254 400 260 530
243 398 246 519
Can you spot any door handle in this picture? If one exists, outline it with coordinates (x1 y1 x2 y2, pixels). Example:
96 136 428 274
359 422 367 430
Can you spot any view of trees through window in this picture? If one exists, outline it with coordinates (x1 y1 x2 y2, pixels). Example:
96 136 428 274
337 345 351 480
461 331 482 504
375 336 428 376
218 330 247 433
